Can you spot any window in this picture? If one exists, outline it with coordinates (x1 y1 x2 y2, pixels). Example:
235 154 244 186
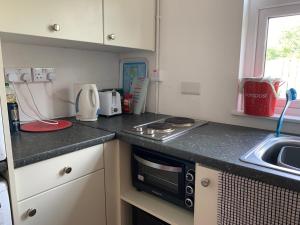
241 0 300 116
265 15 300 99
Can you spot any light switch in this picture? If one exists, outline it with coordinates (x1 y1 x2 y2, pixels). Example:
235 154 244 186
181 82 201 95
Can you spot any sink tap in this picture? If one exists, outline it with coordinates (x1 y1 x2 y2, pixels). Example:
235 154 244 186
276 88 297 137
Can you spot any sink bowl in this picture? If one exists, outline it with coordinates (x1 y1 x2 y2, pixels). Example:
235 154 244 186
277 146 300 172
240 134 300 175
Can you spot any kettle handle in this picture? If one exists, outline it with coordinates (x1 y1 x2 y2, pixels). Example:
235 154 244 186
90 85 100 109
75 89 82 113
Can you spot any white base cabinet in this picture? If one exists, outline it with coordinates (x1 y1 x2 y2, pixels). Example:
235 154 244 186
13 144 106 225
18 170 106 225
194 164 219 225
15 144 104 201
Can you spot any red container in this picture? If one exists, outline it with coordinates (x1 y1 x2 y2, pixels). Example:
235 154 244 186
243 79 280 116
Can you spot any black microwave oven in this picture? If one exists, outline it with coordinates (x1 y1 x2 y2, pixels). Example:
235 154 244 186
132 146 195 211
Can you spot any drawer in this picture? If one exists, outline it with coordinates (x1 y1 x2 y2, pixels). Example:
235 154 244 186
18 170 106 225
15 144 104 201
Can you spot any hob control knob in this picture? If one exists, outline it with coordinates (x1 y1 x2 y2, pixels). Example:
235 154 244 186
186 185 194 195
185 198 194 208
186 170 195 182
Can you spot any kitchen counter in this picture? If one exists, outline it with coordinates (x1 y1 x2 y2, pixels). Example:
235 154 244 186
12 113 167 168
10 113 300 191
73 113 169 132
117 123 300 191
12 122 115 168
0 160 7 173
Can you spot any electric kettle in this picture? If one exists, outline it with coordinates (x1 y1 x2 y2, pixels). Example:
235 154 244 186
74 84 100 121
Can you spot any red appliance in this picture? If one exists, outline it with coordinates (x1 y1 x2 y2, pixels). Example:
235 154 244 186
242 78 281 117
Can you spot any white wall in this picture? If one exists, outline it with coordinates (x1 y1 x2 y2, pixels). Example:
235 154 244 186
142 0 300 134
158 0 243 119
2 0 300 134
1 42 119 121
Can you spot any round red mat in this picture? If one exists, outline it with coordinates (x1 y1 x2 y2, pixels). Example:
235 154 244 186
21 120 73 132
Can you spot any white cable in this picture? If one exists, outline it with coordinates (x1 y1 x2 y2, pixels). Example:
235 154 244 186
49 81 75 105
155 0 161 114
12 82 58 125
12 82 46 122
25 82 58 124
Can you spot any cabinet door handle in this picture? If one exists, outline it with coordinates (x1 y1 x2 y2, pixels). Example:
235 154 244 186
201 178 210 187
63 166 72 174
51 24 61 31
107 34 116 40
27 208 37 217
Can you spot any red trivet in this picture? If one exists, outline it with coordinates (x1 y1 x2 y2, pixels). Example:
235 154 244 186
21 120 73 132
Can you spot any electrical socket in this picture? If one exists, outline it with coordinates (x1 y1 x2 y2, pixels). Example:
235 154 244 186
32 68 47 82
32 68 56 82
4 68 32 83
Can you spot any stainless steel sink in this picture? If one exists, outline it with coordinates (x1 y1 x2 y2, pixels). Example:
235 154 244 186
240 134 300 176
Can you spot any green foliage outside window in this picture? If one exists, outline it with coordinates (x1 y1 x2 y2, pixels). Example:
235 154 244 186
266 26 300 60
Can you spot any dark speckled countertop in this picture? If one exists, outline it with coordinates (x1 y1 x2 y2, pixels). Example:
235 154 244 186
10 112 300 191
73 113 169 132
12 122 115 168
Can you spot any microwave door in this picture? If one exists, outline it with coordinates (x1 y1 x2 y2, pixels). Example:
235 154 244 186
133 154 184 196
134 155 182 173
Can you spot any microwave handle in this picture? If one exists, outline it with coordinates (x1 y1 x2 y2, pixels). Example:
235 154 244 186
134 155 182 173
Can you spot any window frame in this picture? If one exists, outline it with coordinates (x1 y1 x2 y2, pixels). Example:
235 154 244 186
241 0 300 114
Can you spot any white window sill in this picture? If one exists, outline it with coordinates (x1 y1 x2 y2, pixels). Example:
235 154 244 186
232 110 300 124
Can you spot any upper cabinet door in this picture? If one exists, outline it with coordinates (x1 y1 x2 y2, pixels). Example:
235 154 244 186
104 0 156 51
0 0 103 43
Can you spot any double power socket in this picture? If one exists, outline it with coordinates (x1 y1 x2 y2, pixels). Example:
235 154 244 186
4 68 56 83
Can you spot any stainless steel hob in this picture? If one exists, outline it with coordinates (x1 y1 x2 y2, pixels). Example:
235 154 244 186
123 117 208 141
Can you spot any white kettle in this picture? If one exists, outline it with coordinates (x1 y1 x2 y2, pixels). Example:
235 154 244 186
74 84 100 121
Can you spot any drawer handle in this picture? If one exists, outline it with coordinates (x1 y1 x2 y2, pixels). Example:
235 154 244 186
63 166 72 174
27 208 37 217
201 178 210 187
107 34 116 40
51 24 61 31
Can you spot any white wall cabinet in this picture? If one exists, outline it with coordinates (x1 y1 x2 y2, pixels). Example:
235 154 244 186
103 0 156 50
0 0 103 43
194 164 219 225
18 170 106 225
0 0 155 50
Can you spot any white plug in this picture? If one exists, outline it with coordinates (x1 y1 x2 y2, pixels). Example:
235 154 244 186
5 68 32 83
46 68 56 82
6 73 18 82
47 72 56 81
21 73 31 82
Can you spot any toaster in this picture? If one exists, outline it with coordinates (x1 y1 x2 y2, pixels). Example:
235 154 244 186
99 90 122 116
